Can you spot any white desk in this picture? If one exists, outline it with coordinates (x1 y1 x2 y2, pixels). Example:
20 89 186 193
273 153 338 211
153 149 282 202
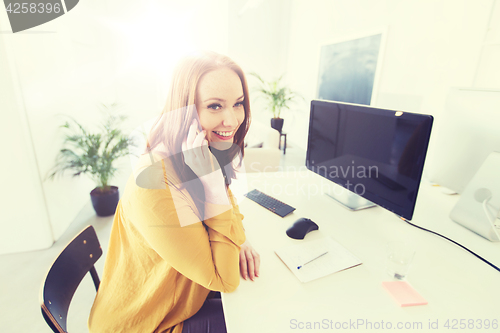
222 170 500 333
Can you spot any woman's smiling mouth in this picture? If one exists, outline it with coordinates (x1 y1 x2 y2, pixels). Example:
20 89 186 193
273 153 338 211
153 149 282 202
213 130 235 140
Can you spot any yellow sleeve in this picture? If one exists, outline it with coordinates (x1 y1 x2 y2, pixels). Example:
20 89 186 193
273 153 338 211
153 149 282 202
124 161 246 293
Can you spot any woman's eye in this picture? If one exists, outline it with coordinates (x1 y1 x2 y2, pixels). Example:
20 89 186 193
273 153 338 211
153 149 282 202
208 103 222 110
234 101 244 108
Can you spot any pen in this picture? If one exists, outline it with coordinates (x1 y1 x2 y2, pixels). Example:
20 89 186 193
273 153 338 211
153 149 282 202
297 251 328 269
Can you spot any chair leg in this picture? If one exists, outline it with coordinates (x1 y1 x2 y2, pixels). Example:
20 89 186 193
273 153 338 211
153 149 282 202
90 266 100 291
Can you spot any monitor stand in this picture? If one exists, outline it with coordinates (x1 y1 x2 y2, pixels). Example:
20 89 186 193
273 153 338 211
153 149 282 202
450 152 500 242
324 183 376 211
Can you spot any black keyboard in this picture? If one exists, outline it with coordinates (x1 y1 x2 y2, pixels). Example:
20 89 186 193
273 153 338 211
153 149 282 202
244 189 296 217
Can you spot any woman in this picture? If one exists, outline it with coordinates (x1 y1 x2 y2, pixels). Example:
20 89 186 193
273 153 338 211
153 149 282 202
88 51 260 333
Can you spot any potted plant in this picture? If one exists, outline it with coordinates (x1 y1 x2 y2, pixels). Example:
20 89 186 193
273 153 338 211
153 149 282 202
47 104 135 216
250 72 300 133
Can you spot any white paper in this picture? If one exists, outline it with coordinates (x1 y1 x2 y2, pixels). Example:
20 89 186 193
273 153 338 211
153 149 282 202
275 237 362 283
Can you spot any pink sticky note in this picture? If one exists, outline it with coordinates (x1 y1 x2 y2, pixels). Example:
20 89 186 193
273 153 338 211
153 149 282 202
382 281 428 307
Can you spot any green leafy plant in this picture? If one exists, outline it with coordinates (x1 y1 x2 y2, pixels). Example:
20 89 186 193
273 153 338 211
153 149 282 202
47 104 135 193
250 72 301 119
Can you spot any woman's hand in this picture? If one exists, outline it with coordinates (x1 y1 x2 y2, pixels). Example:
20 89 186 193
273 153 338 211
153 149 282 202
182 120 220 179
182 120 228 204
239 240 260 281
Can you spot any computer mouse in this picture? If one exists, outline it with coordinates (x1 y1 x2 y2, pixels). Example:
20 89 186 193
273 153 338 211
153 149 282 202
286 218 319 240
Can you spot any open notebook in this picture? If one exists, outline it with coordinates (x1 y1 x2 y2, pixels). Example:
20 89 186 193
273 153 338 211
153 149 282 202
275 237 362 283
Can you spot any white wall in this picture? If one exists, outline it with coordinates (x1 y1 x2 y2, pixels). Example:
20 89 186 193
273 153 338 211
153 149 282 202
228 0 292 126
0 0 118 251
0 30 53 254
284 0 495 150
474 0 500 88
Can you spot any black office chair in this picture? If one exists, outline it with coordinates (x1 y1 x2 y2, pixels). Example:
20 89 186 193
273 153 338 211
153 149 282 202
40 225 103 333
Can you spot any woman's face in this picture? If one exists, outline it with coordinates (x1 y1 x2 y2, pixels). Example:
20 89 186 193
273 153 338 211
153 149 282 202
195 67 245 144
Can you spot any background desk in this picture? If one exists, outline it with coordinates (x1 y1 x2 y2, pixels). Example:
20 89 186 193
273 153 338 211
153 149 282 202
222 170 500 333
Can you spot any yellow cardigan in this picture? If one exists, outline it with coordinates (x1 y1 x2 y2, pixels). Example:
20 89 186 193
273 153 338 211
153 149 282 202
88 158 246 333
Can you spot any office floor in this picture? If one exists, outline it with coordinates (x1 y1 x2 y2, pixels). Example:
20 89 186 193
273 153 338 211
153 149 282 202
0 146 305 333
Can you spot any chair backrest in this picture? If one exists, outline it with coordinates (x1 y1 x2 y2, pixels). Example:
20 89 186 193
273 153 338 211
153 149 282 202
40 225 102 333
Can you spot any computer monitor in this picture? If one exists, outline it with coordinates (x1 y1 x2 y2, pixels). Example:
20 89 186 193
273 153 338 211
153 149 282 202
306 100 433 220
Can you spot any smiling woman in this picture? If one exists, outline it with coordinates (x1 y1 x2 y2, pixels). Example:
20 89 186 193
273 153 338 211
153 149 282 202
87 51 260 333
145 52 252 188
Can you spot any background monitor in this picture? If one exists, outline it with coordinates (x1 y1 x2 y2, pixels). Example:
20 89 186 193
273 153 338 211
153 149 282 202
426 87 500 194
306 100 433 220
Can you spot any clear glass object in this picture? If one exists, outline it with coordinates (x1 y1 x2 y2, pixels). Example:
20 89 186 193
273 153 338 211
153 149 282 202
386 242 415 280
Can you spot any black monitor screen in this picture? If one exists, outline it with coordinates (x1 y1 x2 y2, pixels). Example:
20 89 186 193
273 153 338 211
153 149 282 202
306 100 433 220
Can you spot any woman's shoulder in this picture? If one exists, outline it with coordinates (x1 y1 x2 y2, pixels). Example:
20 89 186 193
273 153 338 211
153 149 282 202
132 152 182 190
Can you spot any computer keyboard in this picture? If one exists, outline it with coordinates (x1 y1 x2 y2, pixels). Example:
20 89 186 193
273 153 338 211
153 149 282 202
244 189 296 217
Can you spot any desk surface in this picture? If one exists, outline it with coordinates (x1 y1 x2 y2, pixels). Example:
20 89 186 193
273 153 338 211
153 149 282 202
222 170 500 333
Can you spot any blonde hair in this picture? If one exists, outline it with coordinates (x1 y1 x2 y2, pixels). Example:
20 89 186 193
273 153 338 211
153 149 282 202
147 51 251 184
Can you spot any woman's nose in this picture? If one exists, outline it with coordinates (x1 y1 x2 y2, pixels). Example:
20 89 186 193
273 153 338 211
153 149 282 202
222 109 238 128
